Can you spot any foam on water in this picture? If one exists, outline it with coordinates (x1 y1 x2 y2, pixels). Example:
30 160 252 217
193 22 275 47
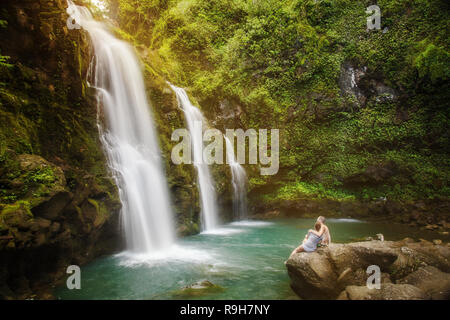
199 221 272 236
327 218 365 223
115 244 218 267
229 220 273 227
200 228 245 236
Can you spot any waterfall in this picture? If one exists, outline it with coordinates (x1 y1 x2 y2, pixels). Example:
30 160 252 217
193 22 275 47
169 84 219 231
224 137 248 220
68 1 175 253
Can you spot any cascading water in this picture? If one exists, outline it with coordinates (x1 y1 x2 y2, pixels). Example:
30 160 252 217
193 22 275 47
224 137 248 220
68 1 175 253
169 84 219 231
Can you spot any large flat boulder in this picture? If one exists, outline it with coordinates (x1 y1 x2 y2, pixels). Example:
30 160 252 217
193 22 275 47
286 240 450 300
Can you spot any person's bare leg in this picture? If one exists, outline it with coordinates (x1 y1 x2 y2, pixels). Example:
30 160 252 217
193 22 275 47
287 245 304 262
295 246 305 253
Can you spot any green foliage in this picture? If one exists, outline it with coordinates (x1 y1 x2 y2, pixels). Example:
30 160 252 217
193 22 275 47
1 200 32 218
0 18 13 69
413 40 450 83
108 0 450 204
24 167 56 185
264 180 356 202
0 54 13 68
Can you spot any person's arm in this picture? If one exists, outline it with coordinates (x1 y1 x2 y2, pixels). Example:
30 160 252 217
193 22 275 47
320 230 330 246
302 230 312 244
309 225 326 237
319 225 329 245
326 226 331 244
303 230 313 241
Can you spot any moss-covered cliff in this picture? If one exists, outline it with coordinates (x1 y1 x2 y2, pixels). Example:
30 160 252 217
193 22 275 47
0 0 124 299
109 0 449 222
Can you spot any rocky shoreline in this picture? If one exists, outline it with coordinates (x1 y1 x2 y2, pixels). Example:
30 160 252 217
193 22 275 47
251 198 450 239
256 196 448 220
285 239 450 300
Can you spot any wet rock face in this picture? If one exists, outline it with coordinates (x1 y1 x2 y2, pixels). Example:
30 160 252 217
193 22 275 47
200 97 245 130
214 99 244 128
339 63 368 106
285 240 450 300
343 162 397 188
0 0 86 97
339 62 398 107
32 191 72 220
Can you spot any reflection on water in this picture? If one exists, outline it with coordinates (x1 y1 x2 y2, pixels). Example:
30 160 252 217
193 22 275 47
55 218 447 300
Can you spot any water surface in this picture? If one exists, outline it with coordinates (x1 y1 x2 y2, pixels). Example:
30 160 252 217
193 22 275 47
55 218 446 300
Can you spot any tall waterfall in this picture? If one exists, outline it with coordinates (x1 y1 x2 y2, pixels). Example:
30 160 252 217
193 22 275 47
224 137 248 220
169 85 219 231
68 1 175 253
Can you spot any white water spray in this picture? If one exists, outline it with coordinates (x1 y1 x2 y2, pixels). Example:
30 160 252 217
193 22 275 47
225 137 248 220
68 1 175 253
169 84 219 231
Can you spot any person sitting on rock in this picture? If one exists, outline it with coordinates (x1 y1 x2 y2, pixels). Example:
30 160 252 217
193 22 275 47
317 216 331 246
289 221 326 258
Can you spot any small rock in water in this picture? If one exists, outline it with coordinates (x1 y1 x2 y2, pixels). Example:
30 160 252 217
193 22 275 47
433 239 442 245
188 280 216 289
171 280 225 298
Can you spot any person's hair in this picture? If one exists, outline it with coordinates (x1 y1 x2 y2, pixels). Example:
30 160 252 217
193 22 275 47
314 221 321 231
317 216 326 224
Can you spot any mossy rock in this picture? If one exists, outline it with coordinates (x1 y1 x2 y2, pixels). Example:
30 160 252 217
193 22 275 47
171 280 225 298
0 201 33 228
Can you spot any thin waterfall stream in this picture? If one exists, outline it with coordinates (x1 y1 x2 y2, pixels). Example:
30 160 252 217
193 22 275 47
169 84 220 231
225 137 248 220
